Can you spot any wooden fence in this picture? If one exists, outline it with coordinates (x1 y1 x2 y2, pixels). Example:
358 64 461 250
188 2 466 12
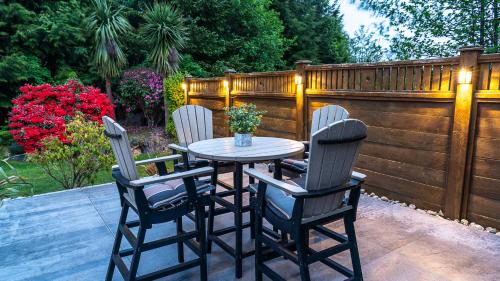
184 47 500 229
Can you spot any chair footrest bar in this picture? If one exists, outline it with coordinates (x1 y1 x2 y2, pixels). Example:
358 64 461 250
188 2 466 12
119 224 137 248
184 237 202 256
143 230 198 252
259 263 287 281
213 222 252 236
258 233 298 263
112 254 131 280
307 242 350 263
309 248 353 277
213 196 237 212
136 259 201 281
312 225 347 243
125 220 140 228
209 234 236 257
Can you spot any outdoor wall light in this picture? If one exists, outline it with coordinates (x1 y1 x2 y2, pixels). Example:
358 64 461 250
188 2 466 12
458 69 472 84
181 83 187 91
223 80 229 89
294 74 302 85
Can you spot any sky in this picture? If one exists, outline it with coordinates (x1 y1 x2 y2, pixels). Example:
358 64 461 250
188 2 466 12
337 0 382 37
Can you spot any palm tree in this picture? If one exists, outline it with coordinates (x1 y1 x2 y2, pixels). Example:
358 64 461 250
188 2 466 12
86 0 131 102
142 2 187 127
141 2 187 76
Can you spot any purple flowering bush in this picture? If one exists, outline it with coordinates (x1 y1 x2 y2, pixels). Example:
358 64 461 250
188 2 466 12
117 68 164 127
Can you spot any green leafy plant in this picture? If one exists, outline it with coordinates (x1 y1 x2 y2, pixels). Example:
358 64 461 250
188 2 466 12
141 2 187 76
30 114 114 189
164 72 185 137
85 0 132 102
224 103 266 134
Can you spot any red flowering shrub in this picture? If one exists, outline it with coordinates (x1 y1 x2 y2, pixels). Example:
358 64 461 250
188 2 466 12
8 80 114 152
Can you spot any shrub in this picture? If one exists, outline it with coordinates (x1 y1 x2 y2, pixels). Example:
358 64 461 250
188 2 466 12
225 103 266 134
117 68 164 127
30 115 114 189
8 80 114 153
163 72 185 137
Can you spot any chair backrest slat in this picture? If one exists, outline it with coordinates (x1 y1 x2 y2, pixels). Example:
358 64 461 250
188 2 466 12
103 116 139 204
303 119 367 218
173 105 213 160
310 105 349 135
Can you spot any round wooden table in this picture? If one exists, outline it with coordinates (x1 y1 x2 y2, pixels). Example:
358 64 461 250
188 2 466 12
188 137 304 278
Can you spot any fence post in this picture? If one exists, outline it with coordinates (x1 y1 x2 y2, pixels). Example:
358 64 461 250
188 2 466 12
224 69 236 136
184 74 192 106
444 46 484 219
295 60 311 141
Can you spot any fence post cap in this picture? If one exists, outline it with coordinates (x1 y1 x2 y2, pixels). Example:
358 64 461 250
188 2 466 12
224 69 237 74
185 74 193 78
458 46 485 53
295 60 312 65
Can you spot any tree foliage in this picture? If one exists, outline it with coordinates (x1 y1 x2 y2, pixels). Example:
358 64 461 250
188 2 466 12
170 0 290 75
271 0 350 65
349 25 384 63
141 2 187 76
163 72 185 137
30 115 114 189
355 0 500 59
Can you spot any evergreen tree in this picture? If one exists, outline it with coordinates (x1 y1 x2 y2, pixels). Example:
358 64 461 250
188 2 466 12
349 25 384 62
355 0 500 59
170 0 289 75
271 0 350 65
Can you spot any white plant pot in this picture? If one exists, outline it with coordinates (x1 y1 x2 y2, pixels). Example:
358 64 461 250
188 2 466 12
234 133 252 147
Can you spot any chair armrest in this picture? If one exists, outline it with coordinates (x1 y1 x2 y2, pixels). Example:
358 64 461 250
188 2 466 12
244 168 308 196
351 171 366 181
112 154 182 170
129 166 214 187
168 143 188 153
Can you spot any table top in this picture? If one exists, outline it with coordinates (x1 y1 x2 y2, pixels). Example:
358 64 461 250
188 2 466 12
188 137 304 162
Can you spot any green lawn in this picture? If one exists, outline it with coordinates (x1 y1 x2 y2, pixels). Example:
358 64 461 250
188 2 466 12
3 151 174 197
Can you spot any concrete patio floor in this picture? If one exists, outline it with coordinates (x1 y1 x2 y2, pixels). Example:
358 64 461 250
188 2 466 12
1 167 500 281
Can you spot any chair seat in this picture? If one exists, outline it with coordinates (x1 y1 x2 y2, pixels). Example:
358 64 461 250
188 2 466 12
144 179 213 209
249 177 305 220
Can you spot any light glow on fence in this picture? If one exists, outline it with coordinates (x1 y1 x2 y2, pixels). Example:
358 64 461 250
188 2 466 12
181 83 187 91
294 74 302 85
458 69 472 84
223 80 229 89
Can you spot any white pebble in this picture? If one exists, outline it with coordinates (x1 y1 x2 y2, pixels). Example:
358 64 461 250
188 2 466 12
470 223 484 231
438 210 444 217
409 204 416 209
426 210 437 216
460 219 469 226
381 196 389 201
485 227 497 234
401 203 407 207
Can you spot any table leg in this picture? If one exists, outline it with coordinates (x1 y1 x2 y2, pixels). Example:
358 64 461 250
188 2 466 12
234 162 243 279
249 163 256 239
273 159 283 180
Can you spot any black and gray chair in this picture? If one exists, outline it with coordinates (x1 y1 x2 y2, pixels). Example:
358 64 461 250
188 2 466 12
169 105 254 253
169 105 234 175
246 119 367 281
273 105 349 177
103 116 213 281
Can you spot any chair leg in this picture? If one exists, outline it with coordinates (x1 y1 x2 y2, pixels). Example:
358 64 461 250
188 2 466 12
344 214 363 281
176 218 185 263
254 205 264 281
105 205 129 281
128 226 147 281
207 188 216 253
197 203 208 281
207 163 218 253
296 228 311 281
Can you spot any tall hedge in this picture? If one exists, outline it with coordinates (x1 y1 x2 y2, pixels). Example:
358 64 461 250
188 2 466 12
163 72 185 138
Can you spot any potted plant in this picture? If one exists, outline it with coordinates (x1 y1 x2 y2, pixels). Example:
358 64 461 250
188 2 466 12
225 103 265 147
